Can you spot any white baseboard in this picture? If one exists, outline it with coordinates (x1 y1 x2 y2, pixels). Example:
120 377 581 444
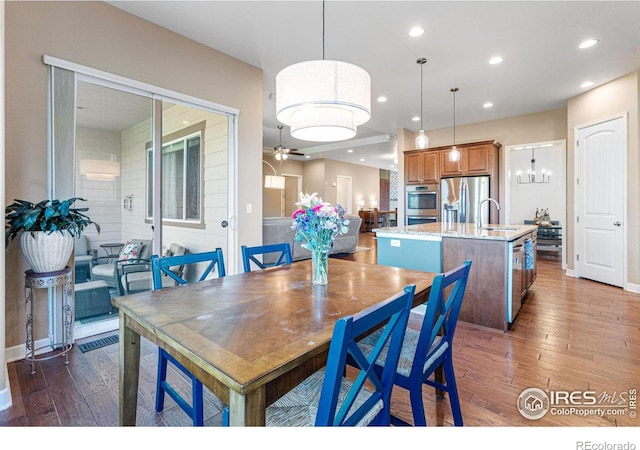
74 317 118 340
5 318 119 364
0 364 12 411
625 282 640 294
565 269 577 278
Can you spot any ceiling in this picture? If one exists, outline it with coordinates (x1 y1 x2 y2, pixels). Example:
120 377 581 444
108 1 640 170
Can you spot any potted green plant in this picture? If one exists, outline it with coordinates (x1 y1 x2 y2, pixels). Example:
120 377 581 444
5 197 100 273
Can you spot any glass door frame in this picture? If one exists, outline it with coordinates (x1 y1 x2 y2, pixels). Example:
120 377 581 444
46 56 239 338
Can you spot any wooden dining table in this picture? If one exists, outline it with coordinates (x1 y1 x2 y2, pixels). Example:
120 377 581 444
112 258 436 426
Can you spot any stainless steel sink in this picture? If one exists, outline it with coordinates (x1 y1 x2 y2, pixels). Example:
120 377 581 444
480 226 519 231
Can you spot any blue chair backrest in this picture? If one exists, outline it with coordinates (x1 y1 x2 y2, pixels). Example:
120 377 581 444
241 242 292 273
412 260 471 378
151 248 226 289
315 284 416 426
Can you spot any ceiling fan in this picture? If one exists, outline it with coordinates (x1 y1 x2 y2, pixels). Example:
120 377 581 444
274 125 304 160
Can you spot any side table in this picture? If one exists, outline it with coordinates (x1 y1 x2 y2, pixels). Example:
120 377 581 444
100 242 124 259
24 267 74 375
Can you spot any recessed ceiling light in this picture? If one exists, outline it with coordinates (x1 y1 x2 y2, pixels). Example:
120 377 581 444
581 81 594 88
579 39 599 49
347 149 353 153
377 96 387 103
360 158 365 162
483 102 493 108
408 27 424 37
489 56 503 65
412 116 420 122
305 155 311 159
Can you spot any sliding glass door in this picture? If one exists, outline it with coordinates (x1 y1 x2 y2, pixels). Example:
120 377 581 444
49 64 235 339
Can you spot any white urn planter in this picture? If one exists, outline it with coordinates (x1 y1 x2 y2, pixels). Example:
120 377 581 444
20 231 74 273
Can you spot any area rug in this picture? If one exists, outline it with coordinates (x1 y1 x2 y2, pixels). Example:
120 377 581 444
78 335 119 353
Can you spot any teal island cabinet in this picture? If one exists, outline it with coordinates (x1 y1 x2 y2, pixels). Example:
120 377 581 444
374 222 538 331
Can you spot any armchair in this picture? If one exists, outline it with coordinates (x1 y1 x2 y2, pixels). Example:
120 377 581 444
119 243 187 295
90 239 152 295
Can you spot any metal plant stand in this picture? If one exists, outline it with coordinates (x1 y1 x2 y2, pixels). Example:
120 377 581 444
24 267 74 374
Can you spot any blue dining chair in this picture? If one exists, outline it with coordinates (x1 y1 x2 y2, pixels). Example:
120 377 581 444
359 260 472 426
241 242 292 272
265 285 416 426
150 248 226 426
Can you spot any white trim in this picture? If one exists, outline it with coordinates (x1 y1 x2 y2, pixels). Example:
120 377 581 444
43 55 239 116
624 282 640 294
74 318 119 340
0 366 10 412
565 269 577 278
227 114 239 274
573 112 628 287
504 139 567 269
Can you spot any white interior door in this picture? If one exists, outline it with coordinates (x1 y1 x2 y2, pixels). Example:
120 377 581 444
336 175 353 214
575 116 626 287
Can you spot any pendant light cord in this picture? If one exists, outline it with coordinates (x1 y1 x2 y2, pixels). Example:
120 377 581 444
417 58 427 130
453 89 456 144
322 1 325 60
420 63 423 129
451 87 459 145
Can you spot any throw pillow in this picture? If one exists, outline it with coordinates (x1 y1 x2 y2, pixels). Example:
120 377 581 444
118 241 143 263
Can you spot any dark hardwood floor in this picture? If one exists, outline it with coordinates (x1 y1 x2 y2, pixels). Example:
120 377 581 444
1 233 638 428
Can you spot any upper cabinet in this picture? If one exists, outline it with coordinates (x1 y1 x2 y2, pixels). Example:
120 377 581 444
405 150 439 184
439 141 500 177
404 140 501 185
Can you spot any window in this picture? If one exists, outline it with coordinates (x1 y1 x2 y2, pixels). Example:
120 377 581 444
147 123 204 224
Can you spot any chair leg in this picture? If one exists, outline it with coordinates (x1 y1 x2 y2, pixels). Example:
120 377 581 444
409 382 428 426
155 348 168 412
442 357 463 426
222 406 229 426
192 379 204 426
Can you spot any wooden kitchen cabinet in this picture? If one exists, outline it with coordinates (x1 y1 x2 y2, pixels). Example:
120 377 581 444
404 150 439 184
439 141 500 177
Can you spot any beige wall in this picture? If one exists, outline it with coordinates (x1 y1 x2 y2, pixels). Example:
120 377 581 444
566 71 639 284
4 1 263 348
324 160 380 214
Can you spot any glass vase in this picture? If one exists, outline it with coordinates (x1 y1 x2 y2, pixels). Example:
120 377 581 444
311 249 329 286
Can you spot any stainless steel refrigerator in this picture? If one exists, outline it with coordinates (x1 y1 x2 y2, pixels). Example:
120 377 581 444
440 176 491 225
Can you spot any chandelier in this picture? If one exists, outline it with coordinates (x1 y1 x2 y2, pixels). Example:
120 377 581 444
516 148 551 184
275 1 371 142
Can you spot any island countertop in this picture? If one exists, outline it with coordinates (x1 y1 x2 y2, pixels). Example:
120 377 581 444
373 222 538 242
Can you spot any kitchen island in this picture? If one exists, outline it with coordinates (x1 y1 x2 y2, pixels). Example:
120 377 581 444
373 222 538 331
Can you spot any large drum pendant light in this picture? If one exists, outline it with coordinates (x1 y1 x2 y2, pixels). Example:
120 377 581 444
276 1 371 142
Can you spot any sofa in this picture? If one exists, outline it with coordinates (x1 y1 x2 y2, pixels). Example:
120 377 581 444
262 214 362 262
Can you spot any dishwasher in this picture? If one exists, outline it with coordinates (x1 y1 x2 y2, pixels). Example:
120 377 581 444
507 235 527 323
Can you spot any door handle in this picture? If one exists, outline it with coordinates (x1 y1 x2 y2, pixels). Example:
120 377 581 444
613 221 621 227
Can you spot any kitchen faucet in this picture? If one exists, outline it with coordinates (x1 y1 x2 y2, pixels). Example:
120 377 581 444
476 198 501 229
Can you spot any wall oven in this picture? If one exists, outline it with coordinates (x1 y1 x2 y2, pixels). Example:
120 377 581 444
406 184 439 225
